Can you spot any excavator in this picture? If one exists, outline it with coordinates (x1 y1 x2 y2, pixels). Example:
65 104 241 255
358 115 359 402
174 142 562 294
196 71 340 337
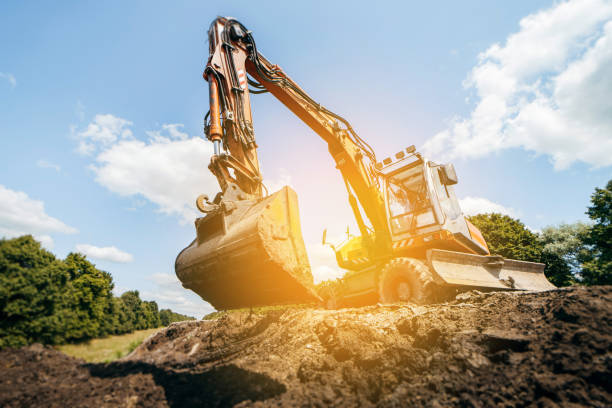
175 17 555 310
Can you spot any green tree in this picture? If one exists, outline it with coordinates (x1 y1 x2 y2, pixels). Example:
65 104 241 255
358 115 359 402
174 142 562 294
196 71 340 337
538 251 573 287
579 180 612 285
59 253 115 341
159 308 195 326
113 296 133 335
98 294 120 336
467 213 542 262
159 309 172 326
143 300 161 328
0 236 69 347
121 290 146 330
538 223 590 287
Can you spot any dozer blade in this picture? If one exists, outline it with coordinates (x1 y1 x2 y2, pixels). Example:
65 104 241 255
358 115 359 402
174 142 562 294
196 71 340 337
427 249 556 291
175 186 320 310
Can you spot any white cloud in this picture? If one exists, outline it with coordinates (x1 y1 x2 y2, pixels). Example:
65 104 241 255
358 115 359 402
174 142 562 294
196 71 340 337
306 240 346 284
75 114 134 155
0 72 16 88
0 185 77 248
459 196 516 217
74 115 217 223
527 226 542 234
423 0 612 170
146 123 189 141
91 132 215 223
264 168 294 194
76 116 322 225
143 272 213 318
37 159 61 172
75 244 134 263
35 235 55 249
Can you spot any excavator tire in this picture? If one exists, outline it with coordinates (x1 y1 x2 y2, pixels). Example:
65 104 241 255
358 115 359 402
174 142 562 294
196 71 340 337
378 257 435 305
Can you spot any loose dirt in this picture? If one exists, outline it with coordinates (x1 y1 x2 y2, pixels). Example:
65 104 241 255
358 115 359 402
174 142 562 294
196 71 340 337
1 286 610 407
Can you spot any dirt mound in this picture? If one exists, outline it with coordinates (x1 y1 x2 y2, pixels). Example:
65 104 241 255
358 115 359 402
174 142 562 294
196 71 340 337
1 286 610 407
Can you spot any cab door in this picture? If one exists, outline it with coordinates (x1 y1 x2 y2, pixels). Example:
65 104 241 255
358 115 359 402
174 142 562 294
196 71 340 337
384 163 439 240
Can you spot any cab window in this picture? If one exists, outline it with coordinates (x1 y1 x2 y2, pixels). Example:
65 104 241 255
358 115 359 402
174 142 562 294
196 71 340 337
387 166 431 234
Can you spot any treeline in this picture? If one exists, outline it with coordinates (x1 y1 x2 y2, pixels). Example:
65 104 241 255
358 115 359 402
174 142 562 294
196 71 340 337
468 179 611 287
0 236 194 348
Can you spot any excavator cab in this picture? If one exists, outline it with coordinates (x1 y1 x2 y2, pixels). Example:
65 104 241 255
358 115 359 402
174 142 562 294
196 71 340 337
377 148 490 257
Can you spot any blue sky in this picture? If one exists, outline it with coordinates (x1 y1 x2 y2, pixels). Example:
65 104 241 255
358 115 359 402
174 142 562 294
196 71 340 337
1 0 611 316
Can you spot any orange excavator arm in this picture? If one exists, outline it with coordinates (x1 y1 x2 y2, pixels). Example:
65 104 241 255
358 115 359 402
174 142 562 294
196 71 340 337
204 17 390 249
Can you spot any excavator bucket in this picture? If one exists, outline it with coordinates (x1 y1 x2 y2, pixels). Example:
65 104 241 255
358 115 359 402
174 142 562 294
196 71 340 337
427 249 556 291
175 186 320 310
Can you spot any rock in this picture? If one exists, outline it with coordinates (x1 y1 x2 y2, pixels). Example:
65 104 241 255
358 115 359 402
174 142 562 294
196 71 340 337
481 329 531 353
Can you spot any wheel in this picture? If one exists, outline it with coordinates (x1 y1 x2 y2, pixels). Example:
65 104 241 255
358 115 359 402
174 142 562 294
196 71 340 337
378 257 435 305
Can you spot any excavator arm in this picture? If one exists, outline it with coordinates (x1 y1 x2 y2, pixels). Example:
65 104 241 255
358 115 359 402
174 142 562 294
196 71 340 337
204 17 390 250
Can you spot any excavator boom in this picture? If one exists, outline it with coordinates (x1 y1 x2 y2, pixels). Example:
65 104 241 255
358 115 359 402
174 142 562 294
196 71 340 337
204 17 388 241
176 17 390 309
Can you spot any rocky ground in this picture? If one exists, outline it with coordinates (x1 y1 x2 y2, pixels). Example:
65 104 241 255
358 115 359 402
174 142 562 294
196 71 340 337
1 286 610 407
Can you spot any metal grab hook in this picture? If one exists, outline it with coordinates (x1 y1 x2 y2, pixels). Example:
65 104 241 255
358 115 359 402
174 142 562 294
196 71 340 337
196 194 220 213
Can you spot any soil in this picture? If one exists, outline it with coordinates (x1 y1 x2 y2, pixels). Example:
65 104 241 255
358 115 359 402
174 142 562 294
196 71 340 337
1 286 610 407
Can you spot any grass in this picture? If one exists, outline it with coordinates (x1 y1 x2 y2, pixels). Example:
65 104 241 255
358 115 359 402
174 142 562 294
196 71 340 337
56 328 161 363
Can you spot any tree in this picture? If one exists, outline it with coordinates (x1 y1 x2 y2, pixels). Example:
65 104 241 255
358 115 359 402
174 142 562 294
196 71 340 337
59 253 115 341
159 309 171 326
467 214 542 262
120 291 142 331
1 235 194 348
538 223 590 287
579 180 612 285
0 236 69 347
143 300 161 329
539 251 573 287
159 309 195 326
113 296 133 335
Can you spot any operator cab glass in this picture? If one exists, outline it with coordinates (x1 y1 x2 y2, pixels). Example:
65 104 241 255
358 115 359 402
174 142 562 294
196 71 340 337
430 163 462 220
386 165 436 235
